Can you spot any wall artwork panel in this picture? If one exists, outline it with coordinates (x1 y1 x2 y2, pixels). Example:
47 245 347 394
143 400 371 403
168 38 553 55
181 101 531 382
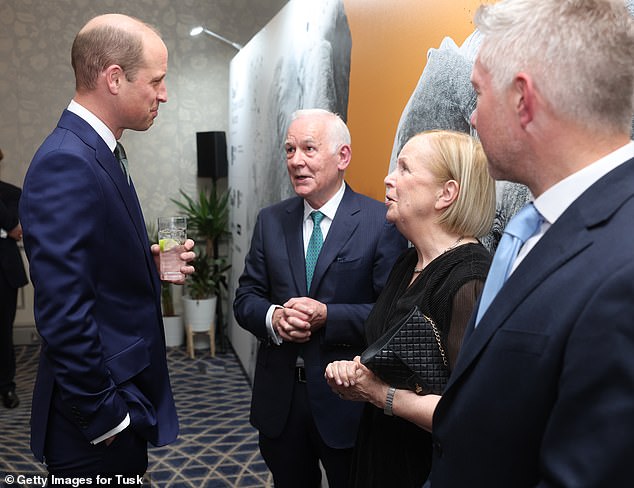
226 0 634 375
226 0 532 377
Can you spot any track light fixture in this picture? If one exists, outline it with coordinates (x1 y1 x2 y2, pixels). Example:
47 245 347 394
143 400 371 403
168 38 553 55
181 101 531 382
190 26 243 50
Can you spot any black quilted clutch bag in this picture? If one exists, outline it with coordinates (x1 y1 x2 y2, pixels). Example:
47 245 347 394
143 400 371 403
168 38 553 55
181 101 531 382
360 306 449 395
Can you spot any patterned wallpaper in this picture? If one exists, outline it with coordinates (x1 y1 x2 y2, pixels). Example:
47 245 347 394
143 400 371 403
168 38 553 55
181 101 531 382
0 0 287 224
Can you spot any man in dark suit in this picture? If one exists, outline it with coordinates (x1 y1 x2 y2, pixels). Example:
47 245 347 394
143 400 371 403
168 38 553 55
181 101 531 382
234 109 406 488
20 14 194 477
0 149 29 410
424 0 634 486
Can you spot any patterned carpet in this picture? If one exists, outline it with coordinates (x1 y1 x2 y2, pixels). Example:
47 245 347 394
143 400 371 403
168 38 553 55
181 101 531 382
0 345 273 487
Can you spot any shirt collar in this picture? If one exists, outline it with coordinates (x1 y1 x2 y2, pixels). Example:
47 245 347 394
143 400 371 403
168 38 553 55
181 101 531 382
303 181 346 222
67 99 117 152
535 141 634 225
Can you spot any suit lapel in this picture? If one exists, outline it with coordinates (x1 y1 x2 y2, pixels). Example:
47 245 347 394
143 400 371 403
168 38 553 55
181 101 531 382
447 159 634 388
309 186 360 295
448 215 591 387
58 111 158 294
95 144 147 240
58 111 141 227
283 198 307 295
448 157 634 388
96 145 159 296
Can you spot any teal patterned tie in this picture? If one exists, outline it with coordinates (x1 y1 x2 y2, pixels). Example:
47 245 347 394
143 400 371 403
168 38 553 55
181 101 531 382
306 211 324 290
114 142 131 185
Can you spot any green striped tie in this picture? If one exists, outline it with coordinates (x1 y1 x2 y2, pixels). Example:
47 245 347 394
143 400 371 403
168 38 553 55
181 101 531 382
114 142 131 185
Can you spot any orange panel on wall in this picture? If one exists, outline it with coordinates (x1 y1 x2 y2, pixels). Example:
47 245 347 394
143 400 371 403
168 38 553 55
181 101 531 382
342 0 483 201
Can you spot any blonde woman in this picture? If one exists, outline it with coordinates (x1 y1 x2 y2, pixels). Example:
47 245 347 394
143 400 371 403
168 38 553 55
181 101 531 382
325 130 495 487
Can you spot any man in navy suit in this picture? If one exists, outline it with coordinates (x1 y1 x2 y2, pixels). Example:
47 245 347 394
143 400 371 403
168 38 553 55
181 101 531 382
420 0 634 486
234 109 406 488
20 14 194 477
0 149 29 410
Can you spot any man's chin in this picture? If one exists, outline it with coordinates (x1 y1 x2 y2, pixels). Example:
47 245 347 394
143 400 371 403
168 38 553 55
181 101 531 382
292 182 312 196
132 120 154 132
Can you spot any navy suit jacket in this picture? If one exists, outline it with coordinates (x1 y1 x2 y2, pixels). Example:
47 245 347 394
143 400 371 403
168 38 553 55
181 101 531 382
21 110 178 461
430 156 634 487
233 186 406 448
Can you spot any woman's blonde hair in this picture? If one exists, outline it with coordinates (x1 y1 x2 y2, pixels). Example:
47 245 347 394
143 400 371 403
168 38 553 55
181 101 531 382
419 130 495 238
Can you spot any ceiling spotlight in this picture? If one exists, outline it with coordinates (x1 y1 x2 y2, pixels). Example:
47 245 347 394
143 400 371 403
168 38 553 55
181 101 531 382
189 26 204 36
190 26 243 50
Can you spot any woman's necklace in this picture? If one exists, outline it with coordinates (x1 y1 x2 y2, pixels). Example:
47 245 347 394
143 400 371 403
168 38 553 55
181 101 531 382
413 236 465 273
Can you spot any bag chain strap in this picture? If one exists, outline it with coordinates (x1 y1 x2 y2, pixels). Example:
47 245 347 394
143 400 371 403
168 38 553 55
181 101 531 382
424 314 448 368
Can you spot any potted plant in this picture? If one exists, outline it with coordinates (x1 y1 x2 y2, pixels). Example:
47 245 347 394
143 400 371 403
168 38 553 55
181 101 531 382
174 184 230 260
173 184 231 353
183 253 231 335
186 253 231 301
147 221 184 347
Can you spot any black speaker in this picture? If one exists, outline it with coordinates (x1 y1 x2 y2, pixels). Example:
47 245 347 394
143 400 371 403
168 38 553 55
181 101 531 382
196 131 228 179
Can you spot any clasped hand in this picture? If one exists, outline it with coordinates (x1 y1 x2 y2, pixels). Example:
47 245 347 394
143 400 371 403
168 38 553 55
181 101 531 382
325 356 385 404
273 297 327 343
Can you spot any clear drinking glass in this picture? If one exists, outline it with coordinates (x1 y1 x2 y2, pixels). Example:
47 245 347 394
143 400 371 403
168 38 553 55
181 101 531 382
158 216 187 282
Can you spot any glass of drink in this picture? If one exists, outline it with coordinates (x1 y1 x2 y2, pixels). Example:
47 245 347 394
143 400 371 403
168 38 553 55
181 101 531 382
158 216 187 282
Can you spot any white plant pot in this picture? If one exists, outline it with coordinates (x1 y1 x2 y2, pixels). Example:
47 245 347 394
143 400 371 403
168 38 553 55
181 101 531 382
183 296 217 350
163 315 184 347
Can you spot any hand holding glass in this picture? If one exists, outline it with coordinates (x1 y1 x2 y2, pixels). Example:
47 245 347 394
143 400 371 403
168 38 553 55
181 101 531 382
158 216 187 282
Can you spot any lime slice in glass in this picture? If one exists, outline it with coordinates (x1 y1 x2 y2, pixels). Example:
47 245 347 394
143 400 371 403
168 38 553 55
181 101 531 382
159 238 179 252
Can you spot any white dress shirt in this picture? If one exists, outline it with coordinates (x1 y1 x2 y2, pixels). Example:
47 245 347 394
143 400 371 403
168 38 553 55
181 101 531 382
67 100 117 152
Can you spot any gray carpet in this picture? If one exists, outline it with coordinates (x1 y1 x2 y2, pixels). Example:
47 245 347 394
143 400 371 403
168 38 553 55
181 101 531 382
0 345 272 487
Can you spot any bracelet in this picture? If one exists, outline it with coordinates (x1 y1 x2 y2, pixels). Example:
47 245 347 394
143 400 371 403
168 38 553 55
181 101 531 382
384 386 396 416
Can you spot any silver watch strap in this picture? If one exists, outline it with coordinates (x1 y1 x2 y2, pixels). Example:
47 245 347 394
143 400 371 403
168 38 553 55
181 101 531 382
384 386 396 416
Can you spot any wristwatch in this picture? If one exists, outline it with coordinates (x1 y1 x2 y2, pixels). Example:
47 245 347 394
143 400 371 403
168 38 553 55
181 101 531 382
384 386 396 416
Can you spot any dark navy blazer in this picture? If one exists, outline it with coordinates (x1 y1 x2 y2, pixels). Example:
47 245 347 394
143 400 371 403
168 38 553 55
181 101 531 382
234 185 406 448
21 110 178 461
430 156 634 487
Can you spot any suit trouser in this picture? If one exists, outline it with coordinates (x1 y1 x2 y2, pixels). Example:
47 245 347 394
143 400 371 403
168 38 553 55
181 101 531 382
0 273 17 393
258 378 352 488
43 388 148 480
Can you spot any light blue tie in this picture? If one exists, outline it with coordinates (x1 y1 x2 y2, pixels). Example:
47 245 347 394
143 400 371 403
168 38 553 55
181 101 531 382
306 211 324 290
475 203 543 326
114 142 131 185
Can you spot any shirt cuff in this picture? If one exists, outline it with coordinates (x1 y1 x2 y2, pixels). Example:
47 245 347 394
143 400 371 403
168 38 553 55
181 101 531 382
266 304 284 345
91 413 130 445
